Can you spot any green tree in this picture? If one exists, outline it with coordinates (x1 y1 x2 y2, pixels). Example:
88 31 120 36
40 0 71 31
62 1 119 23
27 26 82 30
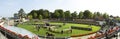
54 10 60 19
89 13 93 19
28 10 38 19
64 11 71 19
83 10 91 19
71 11 77 19
43 10 49 18
93 12 97 19
78 11 83 19
39 15 42 20
38 9 44 16
18 8 26 18
33 12 37 19
58 9 65 18
103 13 109 19
96 12 101 16
28 15 33 20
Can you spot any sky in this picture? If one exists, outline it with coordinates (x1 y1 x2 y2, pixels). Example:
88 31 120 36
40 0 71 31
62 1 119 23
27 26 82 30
0 0 120 17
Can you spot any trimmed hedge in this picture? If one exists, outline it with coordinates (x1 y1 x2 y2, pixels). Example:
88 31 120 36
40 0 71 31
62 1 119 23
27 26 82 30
71 26 92 31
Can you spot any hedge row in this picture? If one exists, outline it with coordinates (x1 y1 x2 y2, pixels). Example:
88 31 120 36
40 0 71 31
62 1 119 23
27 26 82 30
71 26 92 31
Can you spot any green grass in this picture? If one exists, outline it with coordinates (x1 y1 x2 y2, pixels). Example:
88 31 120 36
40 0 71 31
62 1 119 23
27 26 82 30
18 22 100 37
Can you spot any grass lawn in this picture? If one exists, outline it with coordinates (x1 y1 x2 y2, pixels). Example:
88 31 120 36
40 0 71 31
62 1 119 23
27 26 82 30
18 22 100 37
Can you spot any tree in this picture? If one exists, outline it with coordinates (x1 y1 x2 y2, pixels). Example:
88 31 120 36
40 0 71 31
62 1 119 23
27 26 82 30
96 12 101 16
83 10 91 19
110 15 113 18
18 8 26 18
33 12 37 19
103 13 109 19
57 9 65 18
43 10 49 18
89 12 93 19
71 11 77 19
78 11 83 19
38 9 44 16
28 15 33 20
54 10 60 19
64 11 71 19
28 10 38 19
39 15 42 20
18 8 26 22
93 12 97 19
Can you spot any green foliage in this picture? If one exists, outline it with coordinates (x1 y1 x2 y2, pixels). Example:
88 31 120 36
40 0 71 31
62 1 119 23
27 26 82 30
93 12 97 19
18 8 26 18
83 10 92 19
96 12 101 16
39 15 42 20
64 11 71 18
26 9 111 20
78 11 83 19
71 11 77 19
33 12 37 18
43 10 49 18
103 13 109 19
54 10 60 18
56 9 65 18
28 15 33 20
89 12 93 19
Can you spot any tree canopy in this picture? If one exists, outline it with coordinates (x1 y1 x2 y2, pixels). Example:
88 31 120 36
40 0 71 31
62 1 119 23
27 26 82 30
18 9 111 20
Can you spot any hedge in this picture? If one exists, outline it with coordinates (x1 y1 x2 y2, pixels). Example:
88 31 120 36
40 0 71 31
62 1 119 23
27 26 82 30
71 26 92 31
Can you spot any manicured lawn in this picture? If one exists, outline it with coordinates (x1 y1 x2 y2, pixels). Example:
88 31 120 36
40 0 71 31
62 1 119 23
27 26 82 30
18 22 100 37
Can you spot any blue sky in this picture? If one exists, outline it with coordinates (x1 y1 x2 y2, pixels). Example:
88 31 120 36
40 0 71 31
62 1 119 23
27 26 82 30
0 0 120 17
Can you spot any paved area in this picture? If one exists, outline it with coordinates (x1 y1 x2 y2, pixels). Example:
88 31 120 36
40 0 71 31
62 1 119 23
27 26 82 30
0 32 8 39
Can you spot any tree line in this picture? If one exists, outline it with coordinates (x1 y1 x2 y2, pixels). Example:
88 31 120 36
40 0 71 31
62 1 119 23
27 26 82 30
16 9 109 20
